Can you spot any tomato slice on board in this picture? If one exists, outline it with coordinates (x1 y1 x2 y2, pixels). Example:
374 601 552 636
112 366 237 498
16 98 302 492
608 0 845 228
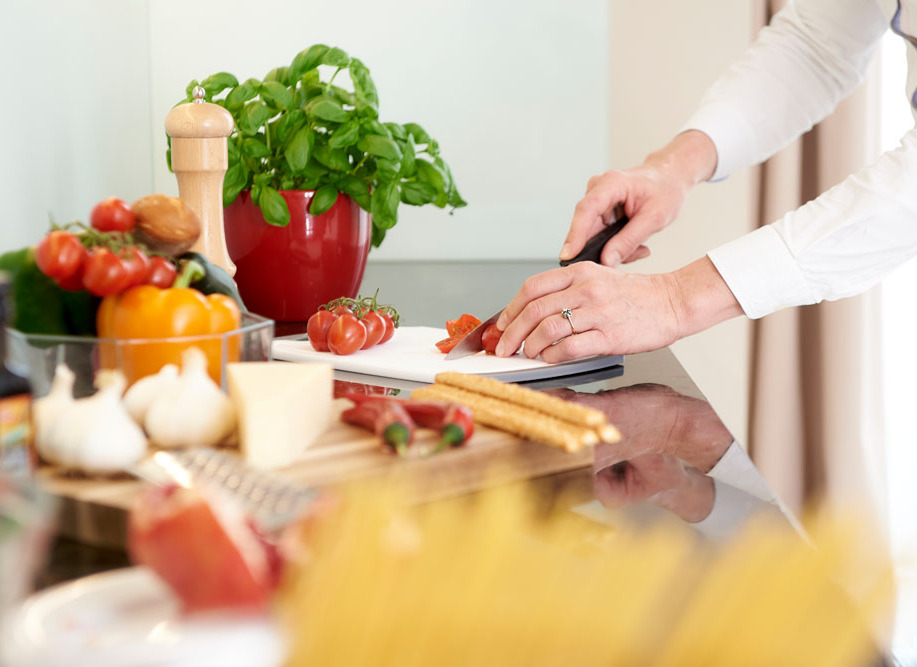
435 334 465 354
446 314 481 338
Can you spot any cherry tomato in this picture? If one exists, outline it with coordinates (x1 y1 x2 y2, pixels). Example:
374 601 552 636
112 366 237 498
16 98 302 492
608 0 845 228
91 197 136 232
146 256 177 288
446 313 481 338
121 246 151 287
328 313 367 355
82 247 131 296
360 310 386 349
34 231 85 281
55 264 85 292
481 323 502 355
435 334 464 354
377 311 395 344
307 310 338 352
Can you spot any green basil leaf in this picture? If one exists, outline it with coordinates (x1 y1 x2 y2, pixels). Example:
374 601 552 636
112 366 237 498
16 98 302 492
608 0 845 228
253 172 274 187
309 184 339 215
225 78 260 110
227 137 242 162
371 224 387 248
322 47 350 67
433 157 454 194
448 187 468 208
401 135 416 177
264 66 291 86
260 80 294 110
415 158 447 207
166 147 172 173
350 58 379 117
285 126 314 172
328 119 361 149
313 143 351 171
375 157 401 180
357 134 402 161
251 185 261 205
384 123 407 141
281 177 295 190
330 85 355 106
223 161 247 207
403 122 431 144
337 175 371 210
201 72 239 98
371 181 400 229
238 101 273 136
302 161 329 180
305 95 349 123
362 119 391 137
274 109 305 146
242 136 270 159
290 44 329 81
400 181 437 206
259 186 290 226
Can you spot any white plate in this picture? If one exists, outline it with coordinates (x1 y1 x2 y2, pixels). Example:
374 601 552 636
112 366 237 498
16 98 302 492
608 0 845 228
272 326 623 383
1 567 284 667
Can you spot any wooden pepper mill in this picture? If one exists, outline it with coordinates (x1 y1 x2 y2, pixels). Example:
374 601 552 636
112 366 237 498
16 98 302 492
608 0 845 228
165 85 236 276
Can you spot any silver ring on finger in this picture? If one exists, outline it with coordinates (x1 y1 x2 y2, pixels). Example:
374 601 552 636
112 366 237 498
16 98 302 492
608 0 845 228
561 308 577 335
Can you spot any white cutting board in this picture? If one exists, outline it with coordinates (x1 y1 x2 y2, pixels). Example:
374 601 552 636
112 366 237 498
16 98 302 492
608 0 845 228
271 326 622 383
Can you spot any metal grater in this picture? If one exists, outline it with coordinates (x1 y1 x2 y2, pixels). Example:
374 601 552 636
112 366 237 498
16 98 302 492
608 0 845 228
131 448 320 533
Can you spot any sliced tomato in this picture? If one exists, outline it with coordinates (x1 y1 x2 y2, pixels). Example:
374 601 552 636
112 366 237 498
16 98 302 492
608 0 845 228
481 323 502 355
446 313 481 338
435 334 465 354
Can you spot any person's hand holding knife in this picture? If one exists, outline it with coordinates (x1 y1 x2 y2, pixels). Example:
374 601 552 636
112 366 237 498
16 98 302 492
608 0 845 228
494 131 743 362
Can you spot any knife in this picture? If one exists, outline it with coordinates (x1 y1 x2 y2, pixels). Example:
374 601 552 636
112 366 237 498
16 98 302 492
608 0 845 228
445 209 629 360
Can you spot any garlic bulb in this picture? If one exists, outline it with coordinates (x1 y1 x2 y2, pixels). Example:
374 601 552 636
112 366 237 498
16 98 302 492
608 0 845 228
42 370 148 474
33 364 76 463
144 347 236 449
123 364 180 426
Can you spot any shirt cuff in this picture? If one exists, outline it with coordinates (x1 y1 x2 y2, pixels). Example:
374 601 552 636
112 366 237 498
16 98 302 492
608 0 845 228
706 440 778 505
691 479 776 542
707 225 818 319
680 104 758 182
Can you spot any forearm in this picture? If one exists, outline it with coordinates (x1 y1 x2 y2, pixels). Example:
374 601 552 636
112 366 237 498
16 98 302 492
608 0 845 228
643 130 718 190
666 256 744 339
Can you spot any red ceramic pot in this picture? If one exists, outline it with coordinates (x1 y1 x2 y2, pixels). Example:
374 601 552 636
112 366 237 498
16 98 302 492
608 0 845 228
224 191 371 323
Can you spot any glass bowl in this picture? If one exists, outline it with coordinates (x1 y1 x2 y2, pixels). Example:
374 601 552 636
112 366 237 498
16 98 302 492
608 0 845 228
5 312 274 398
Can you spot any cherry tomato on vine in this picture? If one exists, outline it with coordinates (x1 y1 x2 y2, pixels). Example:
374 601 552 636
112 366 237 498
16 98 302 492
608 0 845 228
360 310 386 349
328 313 367 355
82 247 131 296
481 323 502 355
377 311 395 344
307 310 338 352
91 197 136 233
121 246 151 287
55 265 85 292
146 256 177 288
34 231 85 281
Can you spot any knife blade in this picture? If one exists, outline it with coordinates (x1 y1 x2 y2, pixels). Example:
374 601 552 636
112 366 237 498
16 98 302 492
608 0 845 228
445 209 629 360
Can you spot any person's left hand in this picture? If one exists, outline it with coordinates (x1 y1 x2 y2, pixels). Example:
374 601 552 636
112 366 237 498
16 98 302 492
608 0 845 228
494 262 683 363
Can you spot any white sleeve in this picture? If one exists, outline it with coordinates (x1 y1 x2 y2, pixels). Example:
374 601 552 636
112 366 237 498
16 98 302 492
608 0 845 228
709 129 917 318
682 0 887 180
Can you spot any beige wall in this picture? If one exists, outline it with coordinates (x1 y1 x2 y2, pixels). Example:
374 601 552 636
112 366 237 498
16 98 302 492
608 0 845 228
606 1 759 444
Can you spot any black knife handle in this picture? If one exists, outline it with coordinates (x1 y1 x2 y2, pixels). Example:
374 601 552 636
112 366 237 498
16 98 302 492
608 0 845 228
559 215 629 267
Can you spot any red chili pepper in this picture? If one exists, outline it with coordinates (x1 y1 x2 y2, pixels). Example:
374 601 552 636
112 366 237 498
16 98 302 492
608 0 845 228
341 401 415 456
341 394 474 453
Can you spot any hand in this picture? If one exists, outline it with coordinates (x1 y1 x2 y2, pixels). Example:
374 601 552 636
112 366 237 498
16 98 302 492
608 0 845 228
495 257 744 362
559 130 717 266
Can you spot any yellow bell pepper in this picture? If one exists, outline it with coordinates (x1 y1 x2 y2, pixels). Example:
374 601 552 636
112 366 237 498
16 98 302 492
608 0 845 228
97 269 241 385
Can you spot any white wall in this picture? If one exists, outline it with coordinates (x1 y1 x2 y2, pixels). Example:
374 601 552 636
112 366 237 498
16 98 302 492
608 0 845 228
0 0 154 250
605 1 758 444
147 0 610 261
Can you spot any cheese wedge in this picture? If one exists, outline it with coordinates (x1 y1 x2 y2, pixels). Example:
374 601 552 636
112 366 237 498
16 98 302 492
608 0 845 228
226 361 333 470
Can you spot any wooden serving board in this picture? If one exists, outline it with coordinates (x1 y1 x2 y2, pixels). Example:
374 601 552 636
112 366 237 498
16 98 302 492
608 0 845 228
37 400 593 549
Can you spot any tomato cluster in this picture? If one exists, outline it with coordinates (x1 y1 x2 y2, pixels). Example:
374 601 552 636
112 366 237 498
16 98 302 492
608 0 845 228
307 294 399 356
34 198 177 297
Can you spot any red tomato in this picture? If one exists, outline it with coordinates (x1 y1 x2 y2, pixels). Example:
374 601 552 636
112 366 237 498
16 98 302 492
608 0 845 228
446 313 481 338
481 323 502 355
91 197 136 232
377 311 395 344
146 256 177 288
55 264 85 292
82 247 131 297
435 334 464 354
121 246 151 287
307 310 338 352
360 310 386 349
328 313 367 355
34 231 85 281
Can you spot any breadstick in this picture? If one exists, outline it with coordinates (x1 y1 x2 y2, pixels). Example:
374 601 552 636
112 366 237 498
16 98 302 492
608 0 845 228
434 371 606 428
413 383 597 453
